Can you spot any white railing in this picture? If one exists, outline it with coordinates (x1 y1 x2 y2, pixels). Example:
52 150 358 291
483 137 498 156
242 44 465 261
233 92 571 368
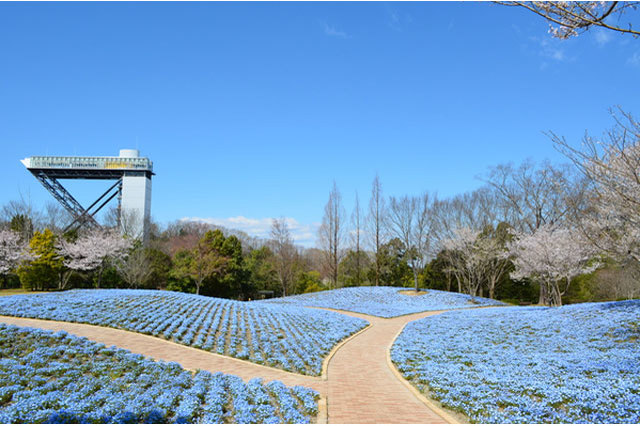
25 156 153 171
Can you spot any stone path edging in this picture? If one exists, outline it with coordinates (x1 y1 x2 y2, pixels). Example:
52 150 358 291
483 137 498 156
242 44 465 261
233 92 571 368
385 318 466 424
320 322 373 380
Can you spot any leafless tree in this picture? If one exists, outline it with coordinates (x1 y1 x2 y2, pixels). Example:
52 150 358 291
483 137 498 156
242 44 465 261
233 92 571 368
365 174 387 286
350 192 365 285
318 181 345 289
1 193 42 240
482 160 578 234
113 246 153 289
593 260 640 300
477 223 512 300
495 1 640 38
388 193 437 292
550 108 640 263
43 202 72 234
270 217 297 296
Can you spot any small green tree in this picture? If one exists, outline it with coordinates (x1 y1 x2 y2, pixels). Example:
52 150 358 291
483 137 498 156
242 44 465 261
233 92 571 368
168 249 196 293
245 246 278 297
298 270 326 294
17 229 62 291
191 231 229 296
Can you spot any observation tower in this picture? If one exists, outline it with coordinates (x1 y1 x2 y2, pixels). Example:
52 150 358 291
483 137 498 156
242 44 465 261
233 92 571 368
21 149 153 241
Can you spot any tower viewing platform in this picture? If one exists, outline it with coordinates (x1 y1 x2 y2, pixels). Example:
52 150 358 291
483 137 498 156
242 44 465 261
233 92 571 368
21 149 153 241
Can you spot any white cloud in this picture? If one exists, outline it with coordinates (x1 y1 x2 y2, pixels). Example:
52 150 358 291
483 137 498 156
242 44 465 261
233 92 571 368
386 7 412 32
322 22 349 39
528 36 568 65
594 29 612 47
540 38 566 61
628 51 640 67
551 49 565 61
181 215 319 247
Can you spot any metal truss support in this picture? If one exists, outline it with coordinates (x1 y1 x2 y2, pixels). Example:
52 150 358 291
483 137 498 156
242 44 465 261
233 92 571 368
63 178 123 233
31 170 123 232
33 171 100 229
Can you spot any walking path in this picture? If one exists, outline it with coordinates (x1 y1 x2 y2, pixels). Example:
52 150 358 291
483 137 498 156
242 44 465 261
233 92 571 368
0 309 461 424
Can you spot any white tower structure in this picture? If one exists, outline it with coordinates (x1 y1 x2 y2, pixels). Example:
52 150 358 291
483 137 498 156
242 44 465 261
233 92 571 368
118 149 153 240
21 149 153 242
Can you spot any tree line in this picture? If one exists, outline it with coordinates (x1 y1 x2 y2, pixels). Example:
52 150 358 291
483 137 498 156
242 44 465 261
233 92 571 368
1 109 639 306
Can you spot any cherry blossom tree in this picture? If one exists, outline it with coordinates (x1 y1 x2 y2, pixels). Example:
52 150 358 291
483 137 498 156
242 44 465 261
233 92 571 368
57 230 131 289
496 2 640 38
507 225 600 307
0 230 32 275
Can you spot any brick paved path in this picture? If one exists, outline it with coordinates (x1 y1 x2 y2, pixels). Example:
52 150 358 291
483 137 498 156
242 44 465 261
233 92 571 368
0 310 458 424
0 316 324 393
323 309 451 424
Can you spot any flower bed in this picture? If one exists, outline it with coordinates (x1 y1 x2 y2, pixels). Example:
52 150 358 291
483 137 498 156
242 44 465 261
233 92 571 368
391 301 640 423
0 324 318 424
263 287 503 317
0 290 367 376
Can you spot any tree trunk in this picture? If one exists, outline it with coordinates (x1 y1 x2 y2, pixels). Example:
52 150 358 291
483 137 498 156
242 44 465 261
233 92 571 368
413 268 419 292
538 282 546 305
95 265 104 289
488 277 496 300
549 281 563 307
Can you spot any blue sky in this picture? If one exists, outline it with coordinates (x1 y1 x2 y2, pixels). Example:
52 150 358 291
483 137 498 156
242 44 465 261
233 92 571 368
1 2 639 246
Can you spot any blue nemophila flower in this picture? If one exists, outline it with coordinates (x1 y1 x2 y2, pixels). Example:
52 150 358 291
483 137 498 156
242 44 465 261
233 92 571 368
0 324 319 424
262 286 504 317
0 289 367 376
392 300 640 423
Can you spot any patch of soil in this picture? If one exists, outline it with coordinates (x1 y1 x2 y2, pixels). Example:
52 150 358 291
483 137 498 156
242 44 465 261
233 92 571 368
398 290 428 297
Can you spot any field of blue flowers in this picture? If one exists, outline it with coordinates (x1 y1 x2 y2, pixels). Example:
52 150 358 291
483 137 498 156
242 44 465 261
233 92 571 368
392 300 640 423
0 290 367 376
263 286 503 317
0 324 318 424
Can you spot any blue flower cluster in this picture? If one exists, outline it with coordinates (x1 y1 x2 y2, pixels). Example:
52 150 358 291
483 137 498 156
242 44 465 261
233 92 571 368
0 324 319 424
391 300 640 423
0 290 367 376
263 286 503 317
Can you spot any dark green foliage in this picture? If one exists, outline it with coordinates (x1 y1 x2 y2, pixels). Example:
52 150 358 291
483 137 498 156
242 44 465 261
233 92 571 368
339 250 372 287
298 271 327 294
167 249 196 293
422 252 453 291
245 246 278 297
93 264 126 289
142 248 172 289
370 238 413 287
9 214 34 241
